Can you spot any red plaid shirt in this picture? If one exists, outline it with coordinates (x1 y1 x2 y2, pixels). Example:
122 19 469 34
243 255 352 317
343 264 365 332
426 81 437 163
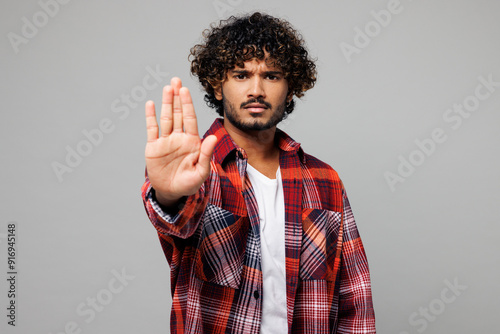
142 119 375 333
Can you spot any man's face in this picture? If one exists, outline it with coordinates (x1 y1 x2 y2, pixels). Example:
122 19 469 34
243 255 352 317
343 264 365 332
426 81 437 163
215 57 291 131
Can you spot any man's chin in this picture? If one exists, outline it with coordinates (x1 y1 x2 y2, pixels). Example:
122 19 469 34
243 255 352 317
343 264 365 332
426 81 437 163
229 117 279 131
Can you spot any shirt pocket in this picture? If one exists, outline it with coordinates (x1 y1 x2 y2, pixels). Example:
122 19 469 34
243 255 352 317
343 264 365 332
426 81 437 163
193 203 250 289
299 208 342 281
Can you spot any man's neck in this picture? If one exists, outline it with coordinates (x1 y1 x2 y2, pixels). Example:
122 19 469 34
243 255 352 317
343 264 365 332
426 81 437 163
223 119 280 179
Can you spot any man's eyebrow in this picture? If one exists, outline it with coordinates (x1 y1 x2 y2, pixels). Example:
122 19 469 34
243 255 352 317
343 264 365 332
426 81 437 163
230 69 249 74
264 71 283 76
229 69 283 75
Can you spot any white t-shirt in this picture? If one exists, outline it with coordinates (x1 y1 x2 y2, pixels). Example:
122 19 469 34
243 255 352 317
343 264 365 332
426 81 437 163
246 164 288 334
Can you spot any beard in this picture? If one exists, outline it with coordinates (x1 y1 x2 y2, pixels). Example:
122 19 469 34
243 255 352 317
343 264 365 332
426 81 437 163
223 94 286 131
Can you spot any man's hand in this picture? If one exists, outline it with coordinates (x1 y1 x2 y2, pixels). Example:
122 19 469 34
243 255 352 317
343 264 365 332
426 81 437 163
145 77 217 208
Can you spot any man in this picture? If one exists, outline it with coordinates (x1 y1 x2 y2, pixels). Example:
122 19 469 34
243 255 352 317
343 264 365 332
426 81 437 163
142 12 375 333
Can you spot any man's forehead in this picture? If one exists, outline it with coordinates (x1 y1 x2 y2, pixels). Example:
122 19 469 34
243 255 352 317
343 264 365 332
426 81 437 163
230 57 282 72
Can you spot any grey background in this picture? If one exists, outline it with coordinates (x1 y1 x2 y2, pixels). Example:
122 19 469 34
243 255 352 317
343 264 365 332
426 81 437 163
1 0 499 333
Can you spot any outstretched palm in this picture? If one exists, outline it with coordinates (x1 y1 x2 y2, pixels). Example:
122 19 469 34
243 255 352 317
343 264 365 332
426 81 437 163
145 77 217 207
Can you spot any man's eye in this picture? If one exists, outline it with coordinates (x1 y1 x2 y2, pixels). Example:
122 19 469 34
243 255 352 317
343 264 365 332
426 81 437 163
267 75 279 80
235 74 247 79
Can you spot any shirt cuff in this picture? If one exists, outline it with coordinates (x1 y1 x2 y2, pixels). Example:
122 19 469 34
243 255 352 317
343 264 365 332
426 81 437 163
147 187 186 224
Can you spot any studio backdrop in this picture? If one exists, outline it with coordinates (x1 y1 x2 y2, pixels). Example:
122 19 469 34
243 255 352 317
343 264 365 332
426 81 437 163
1 0 499 333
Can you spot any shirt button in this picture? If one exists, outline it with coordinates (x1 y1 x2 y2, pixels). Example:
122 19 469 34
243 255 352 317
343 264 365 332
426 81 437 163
253 290 260 299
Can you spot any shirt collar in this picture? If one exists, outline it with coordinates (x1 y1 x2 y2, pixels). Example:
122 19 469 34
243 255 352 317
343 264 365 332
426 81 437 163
203 118 305 165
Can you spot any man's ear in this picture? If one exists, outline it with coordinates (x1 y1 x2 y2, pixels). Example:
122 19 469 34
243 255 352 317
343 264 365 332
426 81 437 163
286 92 293 103
214 85 222 101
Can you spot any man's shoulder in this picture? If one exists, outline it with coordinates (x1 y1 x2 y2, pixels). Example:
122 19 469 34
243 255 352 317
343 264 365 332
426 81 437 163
299 152 344 210
302 152 339 174
302 153 343 192
275 128 341 182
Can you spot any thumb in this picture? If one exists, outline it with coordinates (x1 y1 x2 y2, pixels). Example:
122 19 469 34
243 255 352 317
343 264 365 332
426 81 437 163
197 135 218 175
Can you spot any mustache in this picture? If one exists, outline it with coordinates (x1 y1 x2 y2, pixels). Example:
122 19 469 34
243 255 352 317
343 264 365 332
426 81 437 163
240 98 272 109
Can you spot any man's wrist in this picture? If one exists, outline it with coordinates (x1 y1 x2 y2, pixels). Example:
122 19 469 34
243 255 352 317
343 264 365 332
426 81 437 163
151 188 185 214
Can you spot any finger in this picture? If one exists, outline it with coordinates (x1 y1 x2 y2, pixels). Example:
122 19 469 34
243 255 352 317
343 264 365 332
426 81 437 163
197 135 218 177
171 77 183 132
145 100 158 142
160 85 173 137
179 87 199 136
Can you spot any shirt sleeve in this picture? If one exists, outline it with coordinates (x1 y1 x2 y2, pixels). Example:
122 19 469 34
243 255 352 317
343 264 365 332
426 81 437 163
141 170 209 239
337 186 376 333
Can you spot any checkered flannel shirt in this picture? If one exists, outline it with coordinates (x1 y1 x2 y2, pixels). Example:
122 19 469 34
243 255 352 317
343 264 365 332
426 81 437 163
142 119 376 333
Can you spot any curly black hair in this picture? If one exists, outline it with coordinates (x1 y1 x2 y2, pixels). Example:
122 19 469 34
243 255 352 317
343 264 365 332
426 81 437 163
189 12 317 117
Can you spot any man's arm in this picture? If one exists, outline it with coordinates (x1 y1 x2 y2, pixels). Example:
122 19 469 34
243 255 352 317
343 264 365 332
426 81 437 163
142 171 210 239
337 187 376 333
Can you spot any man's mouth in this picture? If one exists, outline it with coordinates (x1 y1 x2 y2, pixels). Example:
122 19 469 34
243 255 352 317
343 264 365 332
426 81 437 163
243 103 268 113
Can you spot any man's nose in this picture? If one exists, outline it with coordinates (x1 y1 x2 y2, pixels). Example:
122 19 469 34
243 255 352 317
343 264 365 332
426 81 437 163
248 77 266 99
